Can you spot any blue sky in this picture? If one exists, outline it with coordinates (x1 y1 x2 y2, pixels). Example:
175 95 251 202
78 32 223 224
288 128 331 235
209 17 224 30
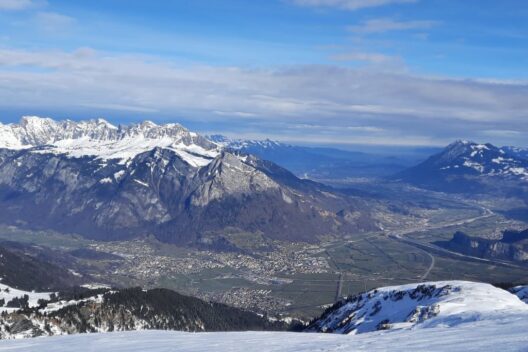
0 0 527 147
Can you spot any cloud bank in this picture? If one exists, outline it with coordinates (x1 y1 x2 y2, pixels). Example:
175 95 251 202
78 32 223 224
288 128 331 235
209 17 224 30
0 47 526 146
348 18 438 34
0 0 42 11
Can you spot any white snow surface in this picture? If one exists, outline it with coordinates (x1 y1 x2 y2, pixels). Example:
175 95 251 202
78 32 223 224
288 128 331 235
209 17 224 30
0 116 220 167
0 282 104 315
0 283 53 314
309 281 528 335
1 281 528 350
3 320 528 352
207 134 285 150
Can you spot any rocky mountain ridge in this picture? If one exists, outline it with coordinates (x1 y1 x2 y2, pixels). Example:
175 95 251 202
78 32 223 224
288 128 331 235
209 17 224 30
438 229 528 262
395 140 528 194
0 117 386 246
0 116 219 167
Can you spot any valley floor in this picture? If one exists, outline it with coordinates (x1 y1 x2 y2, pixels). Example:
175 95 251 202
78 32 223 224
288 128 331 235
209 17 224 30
2 314 528 352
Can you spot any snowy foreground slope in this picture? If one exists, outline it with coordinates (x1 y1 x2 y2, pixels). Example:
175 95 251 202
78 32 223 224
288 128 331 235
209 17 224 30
2 281 528 350
2 320 528 352
307 280 528 334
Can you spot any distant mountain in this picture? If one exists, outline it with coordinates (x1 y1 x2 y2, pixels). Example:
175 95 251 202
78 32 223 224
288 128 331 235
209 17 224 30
0 283 288 339
0 117 387 247
437 229 528 262
394 140 528 195
305 281 528 334
503 146 528 160
208 135 431 182
0 116 219 167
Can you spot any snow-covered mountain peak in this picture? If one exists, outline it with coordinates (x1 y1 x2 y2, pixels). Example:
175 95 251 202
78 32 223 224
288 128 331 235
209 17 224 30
432 140 528 179
449 139 472 147
0 116 220 167
307 281 528 335
207 134 286 150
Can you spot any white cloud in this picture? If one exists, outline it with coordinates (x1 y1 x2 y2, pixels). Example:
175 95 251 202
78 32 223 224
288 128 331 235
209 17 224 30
0 0 38 11
80 103 159 113
348 18 438 34
480 130 522 138
213 111 258 118
330 52 399 64
0 47 527 146
35 11 75 32
291 123 385 133
291 0 417 11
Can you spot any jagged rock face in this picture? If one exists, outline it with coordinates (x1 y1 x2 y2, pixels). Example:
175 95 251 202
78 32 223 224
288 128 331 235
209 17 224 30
0 116 219 168
394 140 528 194
0 116 216 151
154 151 366 244
188 153 281 207
0 146 364 245
439 229 528 262
306 284 450 334
0 116 382 245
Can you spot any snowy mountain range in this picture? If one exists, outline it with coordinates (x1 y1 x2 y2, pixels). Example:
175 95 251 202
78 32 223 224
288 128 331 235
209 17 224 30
395 140 528 194
0 116 391 245
0 116 219 167
208 134 432 181
503 146 528 161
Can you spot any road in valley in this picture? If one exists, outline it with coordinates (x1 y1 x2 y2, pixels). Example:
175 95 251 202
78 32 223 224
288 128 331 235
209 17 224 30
289 203 518 313
419 250 435 280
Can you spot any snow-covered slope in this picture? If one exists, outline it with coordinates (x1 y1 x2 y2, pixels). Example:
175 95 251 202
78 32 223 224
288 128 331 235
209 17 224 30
1 280 528 350
395 140 528 194
503 146 528 161
208 134 284 150
306 281 528 334
413 140 528 179
0 282 104 316
3 319 528 352
0 283 285 339
0 283 54 314
0 116 219 167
